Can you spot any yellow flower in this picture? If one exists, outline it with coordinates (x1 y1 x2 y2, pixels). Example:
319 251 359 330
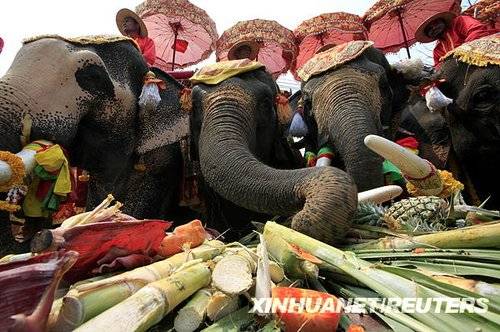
0 151 25 192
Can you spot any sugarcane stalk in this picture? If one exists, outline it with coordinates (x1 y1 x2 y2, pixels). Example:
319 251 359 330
346 222 500 250
53 241 223 330
263 228 319 279
174 288 212 332
75 262 212 332
358 185 403 204
264 222 500 332
206 291 240 322
201 306 253 332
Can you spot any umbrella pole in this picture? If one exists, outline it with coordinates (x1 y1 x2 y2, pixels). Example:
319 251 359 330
396 10 411 59
172 29 179 71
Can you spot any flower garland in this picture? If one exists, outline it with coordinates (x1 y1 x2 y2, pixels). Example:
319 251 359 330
0 151 25 192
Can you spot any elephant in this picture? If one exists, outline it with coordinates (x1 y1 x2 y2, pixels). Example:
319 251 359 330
293 41 421 192
436 36 500 207
0 35 195 254
188 63 357 243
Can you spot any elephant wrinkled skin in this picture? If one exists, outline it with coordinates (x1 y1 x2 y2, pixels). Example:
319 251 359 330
0 36 193 254
190 69 357 244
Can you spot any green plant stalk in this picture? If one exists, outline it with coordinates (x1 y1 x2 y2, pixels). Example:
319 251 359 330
263 229 318 279
174 288 212 332
200 306 253 332
264 222 500 332
382 260 500 280
75 263 211 332
327 282 436 332
353 248 500 263
56 242 223 330
346 222 500 250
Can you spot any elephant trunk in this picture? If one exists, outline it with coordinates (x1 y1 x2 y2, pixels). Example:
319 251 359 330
312 69 385 191
198 85 357 244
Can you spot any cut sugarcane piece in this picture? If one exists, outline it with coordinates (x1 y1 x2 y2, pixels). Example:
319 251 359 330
264 228 319 279
358 185 403 204
364 134 443 196
212 254 254 295
174 288 213 332
52 241 224 331
269 261 285 283
206 292 240 322
74 262 211 332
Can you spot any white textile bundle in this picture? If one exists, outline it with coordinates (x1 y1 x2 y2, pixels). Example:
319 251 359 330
139 83 161 112
425 86 453 112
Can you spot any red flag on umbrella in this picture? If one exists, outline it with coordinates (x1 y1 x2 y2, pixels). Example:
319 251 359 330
292 12 367 80
136 0 218 71
173 39 189 53
363 0 461 57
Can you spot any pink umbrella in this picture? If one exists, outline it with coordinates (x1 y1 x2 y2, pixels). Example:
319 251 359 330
363 0 461 57
216 19 297 78
0 37 4 54
292 12 367 80
136 0 218 71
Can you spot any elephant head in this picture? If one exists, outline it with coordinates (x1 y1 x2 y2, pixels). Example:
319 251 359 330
296 41 418 191
0 36 190 223
437 35 500 207
189 61 357 244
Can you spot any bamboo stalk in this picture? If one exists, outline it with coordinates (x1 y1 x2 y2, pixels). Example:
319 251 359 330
346 222 500 250
75 263 212 332
174 288 212 332
53 241 223 330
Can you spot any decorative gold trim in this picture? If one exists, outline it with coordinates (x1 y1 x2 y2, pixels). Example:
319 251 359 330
0 151 25 192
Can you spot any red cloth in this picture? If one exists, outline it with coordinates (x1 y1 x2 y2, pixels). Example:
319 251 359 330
134 36 156 66
433 15 498 66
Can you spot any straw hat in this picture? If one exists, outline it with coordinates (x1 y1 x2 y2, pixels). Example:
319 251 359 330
227 40 260 61
415 11 457 43
116 8 148 38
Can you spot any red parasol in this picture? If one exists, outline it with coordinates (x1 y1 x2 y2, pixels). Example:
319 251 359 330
292 12 367 80
463 0 500 29
136 0 218 71
363 0 461 58
216 19 297 78
0 37 3 54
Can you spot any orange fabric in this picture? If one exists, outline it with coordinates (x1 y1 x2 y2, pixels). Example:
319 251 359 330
434 15 498 66
134 36 156 66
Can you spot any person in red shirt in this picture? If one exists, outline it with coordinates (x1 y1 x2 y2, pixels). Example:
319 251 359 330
116 8 156 66
415 11 498 67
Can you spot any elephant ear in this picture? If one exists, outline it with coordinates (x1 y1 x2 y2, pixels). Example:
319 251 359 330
135 68 190 154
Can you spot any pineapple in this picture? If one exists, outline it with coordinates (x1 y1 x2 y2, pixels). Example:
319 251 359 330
383 196 449 232
354 202 387 226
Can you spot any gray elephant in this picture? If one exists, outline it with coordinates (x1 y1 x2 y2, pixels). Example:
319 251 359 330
437 35 500 207
188 61 357 244
292 41 420 192
0 35 194 254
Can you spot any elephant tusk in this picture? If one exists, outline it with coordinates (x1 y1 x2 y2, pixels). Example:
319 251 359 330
0 140 53 186
358 185 403 204
364 135 443 196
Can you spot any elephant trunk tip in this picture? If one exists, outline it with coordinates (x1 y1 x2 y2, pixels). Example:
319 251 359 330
292 167 357 245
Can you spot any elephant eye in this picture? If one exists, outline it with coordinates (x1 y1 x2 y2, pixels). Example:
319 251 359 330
75 64 115 98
